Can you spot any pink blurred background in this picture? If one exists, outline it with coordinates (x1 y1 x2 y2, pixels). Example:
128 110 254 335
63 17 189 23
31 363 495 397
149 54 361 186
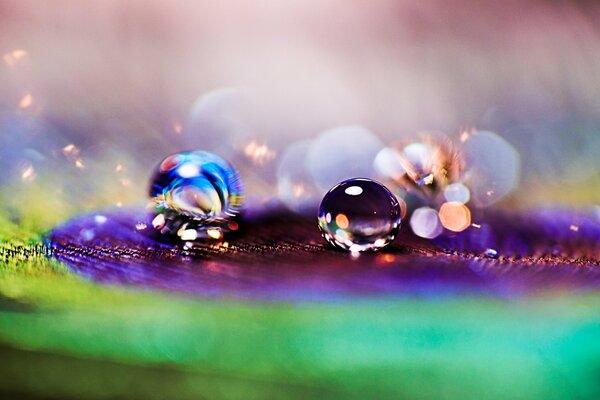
1 0 599 215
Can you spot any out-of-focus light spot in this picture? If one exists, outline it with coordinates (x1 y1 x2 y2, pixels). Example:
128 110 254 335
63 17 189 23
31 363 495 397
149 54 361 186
3 49 27 67
18 94 33 109
374 147 405 180
244 140 276 166
173 122 182 134
227 221 239 231
410 207 443 239
115 202 123 208
186 87 258 154
460 131 470 142
180 229 198 241
335 213 349 229
306 125 384 191
152 214 165 229
119 177 131 187
63 144 79 155
570 224 579 232
81 229 95 241
63 144 82 167
377 253 396 264
444 183 470 204
207 228 222 240
349 246 361 257
277 140 319 213
21 165 35 182
471 223 481 229
115 164 124 172
373 238 387 248
292 184 305 198
462 130 520 207
334 228 350 243
439 202 471 232
135 223 147 230
94 215 107 224
344 186 363 196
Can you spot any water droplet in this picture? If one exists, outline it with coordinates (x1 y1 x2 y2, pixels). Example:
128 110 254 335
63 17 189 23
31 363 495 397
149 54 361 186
483 248 499 259
149 151 243 240
318 178 401 252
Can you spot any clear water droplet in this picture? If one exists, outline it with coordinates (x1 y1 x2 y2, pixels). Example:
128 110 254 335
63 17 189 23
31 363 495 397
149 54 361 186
318 178 401 252
149 151 243 240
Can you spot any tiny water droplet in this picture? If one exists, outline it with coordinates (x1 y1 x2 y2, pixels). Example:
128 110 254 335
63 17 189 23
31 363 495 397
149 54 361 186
483 248 499 259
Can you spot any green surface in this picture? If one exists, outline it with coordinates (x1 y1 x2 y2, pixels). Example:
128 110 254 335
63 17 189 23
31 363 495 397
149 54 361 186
1 267 600 399
0 186 600 399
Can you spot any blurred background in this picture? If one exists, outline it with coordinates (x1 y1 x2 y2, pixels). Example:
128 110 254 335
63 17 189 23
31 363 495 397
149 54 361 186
1 0 599 233
1 2 600 399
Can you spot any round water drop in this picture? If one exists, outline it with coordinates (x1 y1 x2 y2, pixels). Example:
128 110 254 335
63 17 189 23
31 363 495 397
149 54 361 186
149 151 243 240
318 178 401 252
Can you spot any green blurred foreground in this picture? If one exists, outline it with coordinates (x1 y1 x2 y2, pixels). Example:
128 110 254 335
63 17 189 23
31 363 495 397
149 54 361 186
0 185 599 399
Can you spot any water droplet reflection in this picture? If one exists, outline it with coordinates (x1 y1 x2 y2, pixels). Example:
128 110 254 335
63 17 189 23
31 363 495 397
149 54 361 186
149 151 243 240
318 178 401 252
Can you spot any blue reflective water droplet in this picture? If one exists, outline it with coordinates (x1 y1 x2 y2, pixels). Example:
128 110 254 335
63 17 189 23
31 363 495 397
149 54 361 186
149 151 243 239
318 178 401 252
483 248 499 259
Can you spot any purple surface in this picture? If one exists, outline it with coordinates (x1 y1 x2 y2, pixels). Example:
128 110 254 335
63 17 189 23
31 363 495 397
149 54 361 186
46 206 600 301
